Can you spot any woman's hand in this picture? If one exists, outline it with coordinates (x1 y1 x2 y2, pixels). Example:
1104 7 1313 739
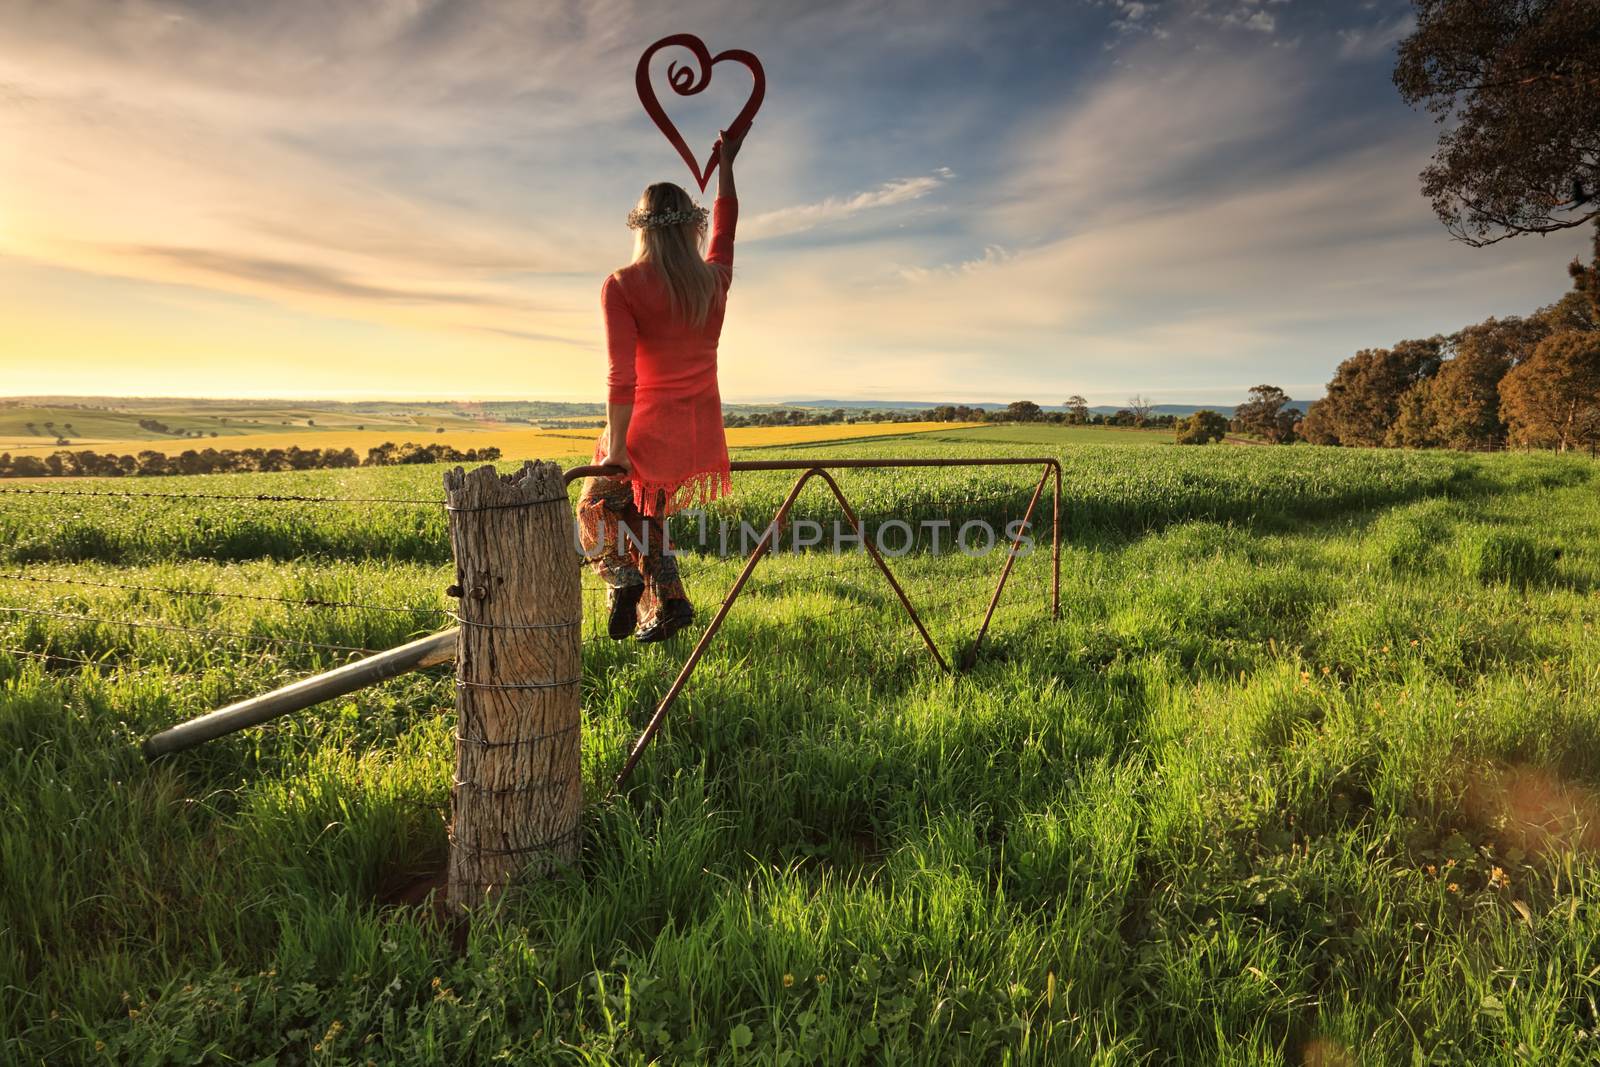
599 435 631 474
715 126 744 200
716 126 746 168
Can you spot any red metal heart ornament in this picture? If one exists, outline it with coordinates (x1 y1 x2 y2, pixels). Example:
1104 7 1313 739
635 33 765 192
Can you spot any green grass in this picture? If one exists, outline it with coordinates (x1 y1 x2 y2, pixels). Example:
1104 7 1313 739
888 423 1175 447
4 427 1600 1064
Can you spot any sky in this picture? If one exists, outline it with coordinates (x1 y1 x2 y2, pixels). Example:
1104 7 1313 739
0 0 1590 406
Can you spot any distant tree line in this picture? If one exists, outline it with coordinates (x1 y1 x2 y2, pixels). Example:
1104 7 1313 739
722 401 1193 428
1300 288 1600 452
923 398 1183 429
1171 385 1304 447
723 408 855 428
0 441 504 479
723 407 969 428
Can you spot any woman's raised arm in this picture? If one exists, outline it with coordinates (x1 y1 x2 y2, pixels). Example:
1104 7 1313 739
708 127 744 271
714 126 743 201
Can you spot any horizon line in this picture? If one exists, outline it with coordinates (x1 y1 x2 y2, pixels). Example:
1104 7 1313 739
1 390 1327 408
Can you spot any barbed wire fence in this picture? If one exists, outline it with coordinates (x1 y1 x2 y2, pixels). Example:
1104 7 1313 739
2 458 1061 907
1 464 1057 679
0 484 447 675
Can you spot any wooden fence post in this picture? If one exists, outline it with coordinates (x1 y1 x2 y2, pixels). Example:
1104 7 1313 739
443 460 582 912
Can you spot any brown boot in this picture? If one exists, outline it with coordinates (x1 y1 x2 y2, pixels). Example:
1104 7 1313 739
635 598 693 643
607 582 646 640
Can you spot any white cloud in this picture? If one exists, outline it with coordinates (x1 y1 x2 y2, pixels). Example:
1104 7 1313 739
1110 0 1155 33
1241 10 1276 33
742 170 952 241
988 45 1307 237
895 245 1013 283
1338 14 1417 61
1105 0 1286 42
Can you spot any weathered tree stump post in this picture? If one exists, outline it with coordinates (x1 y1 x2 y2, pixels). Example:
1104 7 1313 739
443 460 582 912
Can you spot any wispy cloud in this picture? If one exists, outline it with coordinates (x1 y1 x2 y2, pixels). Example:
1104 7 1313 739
895 245 1012 284
1101 0 1288 44
742 170 953 241
1237 10 1277 34
990 44 1308 237
474 326 595 348
127 246 553 311
1108 0 1157 34
1338 14 1418 61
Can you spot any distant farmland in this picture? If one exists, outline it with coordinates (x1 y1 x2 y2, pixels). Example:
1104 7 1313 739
0 402 500 452
0 421 984 461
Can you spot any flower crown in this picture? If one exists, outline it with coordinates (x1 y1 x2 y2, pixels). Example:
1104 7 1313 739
626 204 709 230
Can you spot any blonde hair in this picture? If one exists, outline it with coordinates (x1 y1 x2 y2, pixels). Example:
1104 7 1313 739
628 182 727 329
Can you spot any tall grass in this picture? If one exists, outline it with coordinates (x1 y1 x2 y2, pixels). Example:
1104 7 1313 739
2 432 1599 1064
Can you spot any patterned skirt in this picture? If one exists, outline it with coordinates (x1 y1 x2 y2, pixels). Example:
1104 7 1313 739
576 474 688 622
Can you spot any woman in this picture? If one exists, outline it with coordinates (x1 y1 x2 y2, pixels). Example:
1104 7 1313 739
577 126 745 643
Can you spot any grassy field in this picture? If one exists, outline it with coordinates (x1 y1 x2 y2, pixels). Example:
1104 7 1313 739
4 428 1600 1063
0 420 980 460
0 403 502 451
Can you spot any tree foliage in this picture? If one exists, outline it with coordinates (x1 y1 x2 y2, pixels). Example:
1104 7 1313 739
1499 329 1600 451
1387 380 1440 449
1232 385 1300 443
1302 338 1446 447
1174 410 1230 445
1394 0 1600 246
1005 400 1043 422
1425 316 1542 448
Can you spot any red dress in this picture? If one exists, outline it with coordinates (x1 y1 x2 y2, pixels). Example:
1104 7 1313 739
596 195 737 516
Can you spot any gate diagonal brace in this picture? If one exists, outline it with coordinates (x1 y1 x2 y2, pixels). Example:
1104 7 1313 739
564 456 1062 794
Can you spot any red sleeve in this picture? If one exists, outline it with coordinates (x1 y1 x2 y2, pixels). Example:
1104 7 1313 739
707 195 737 277
601 274 638 404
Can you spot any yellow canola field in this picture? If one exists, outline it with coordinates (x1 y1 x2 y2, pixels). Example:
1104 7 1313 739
0 422 978 459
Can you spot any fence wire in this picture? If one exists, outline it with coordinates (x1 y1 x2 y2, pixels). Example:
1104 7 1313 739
0 570 448 617
4 465 1059 748
0 486 442 505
